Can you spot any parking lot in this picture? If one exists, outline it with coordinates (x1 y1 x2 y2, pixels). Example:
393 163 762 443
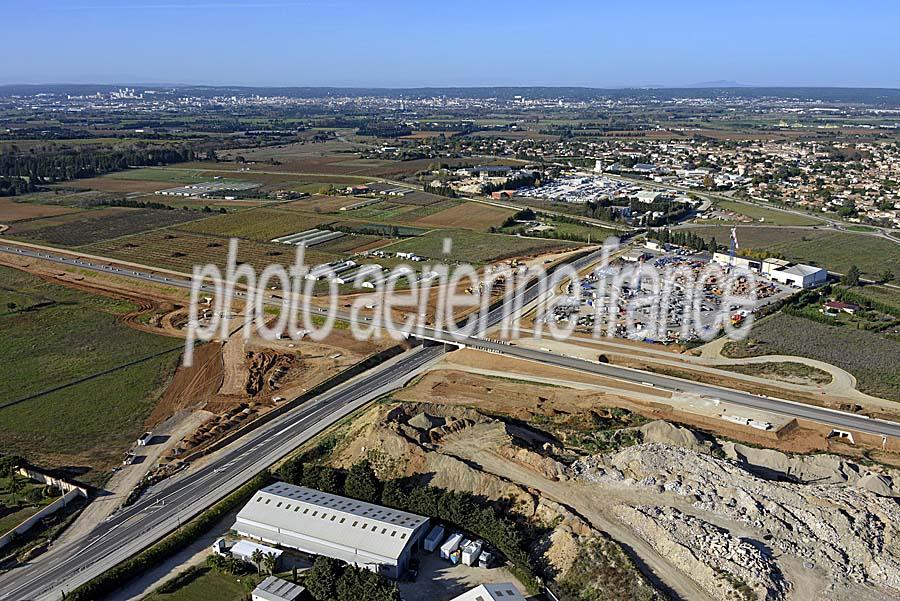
398 552 533 601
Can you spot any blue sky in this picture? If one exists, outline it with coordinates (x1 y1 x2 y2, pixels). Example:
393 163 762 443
4 0 899 87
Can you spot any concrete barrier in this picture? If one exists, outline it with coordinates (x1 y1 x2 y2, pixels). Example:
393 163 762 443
17 467 89 497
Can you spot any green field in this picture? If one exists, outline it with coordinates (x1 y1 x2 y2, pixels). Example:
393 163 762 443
0 266 181 479
713 199 821 226
503 216 619 244
723 313 900 402
176 207 335 241
83 229 335 274
335 199 456 222
849 284 900 311
387 228 578 263
768 232 900 279
685 226 900 278
144 568 252 601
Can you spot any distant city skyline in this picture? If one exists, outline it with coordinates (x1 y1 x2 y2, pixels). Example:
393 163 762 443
4 0 900 88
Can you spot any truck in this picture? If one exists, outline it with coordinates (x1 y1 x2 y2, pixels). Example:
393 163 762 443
439 533 463 560
423 524 445 553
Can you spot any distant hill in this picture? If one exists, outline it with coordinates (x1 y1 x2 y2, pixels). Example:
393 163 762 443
680 80 753 88
2 84 900 105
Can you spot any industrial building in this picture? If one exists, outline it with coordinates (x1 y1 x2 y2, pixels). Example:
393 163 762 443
711 252 827 288
448 583 527 601
232 483 429 579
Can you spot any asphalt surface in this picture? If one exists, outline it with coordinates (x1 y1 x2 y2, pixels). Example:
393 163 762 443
0 336 444 600
0 241 897 599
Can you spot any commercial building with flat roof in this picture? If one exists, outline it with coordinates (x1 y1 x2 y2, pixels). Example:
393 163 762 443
232 483 429 579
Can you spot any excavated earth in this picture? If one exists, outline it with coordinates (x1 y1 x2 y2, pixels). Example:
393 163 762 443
326 401 900 601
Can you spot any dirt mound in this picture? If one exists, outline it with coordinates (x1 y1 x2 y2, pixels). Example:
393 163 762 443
637 420 708 451
724 442 867 484
408 412 446 431
856 474 895 497
244 350 296 397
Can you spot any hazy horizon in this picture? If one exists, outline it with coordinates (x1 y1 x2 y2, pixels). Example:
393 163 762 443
4 0 900 88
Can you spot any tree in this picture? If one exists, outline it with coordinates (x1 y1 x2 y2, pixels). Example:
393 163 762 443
206 553 226 573
0 455 22 478
280 459 303 485
8 475 24 504
879 269 895 284
843 265 861 287
345 460 380 503
305 556 342 601
262 552 278 576
251 549 264 574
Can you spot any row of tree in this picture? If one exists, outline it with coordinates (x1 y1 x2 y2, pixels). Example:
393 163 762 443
0 143 197 184
647 228 718 252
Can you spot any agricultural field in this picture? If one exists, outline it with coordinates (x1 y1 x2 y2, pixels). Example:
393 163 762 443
848 284 900 311
279 194 352 213
3 207 122 236
683 226 900 277
0 266 181 479
8 207 209 247
768 232 900 279
329 221 428 237
313 233 387 255
6 189 114 209
63 176 177 194
217 140 384 175
413 200 515 230
0 197 80 222
722 313 900 402
83 229 335 273
175 207 334 241
104 167 210 184
334 199 458 223
386 228 579 263
503 215 620 243
712 199 822 226
683 225 831 249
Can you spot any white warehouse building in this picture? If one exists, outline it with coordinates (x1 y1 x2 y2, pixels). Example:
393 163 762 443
232 483 429 579
711 253 827 289
766 263 827 288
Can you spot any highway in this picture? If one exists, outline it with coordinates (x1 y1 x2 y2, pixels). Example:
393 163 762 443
462 338 900 439
0 240 898 599
0 338 445 600
2 240 898 439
